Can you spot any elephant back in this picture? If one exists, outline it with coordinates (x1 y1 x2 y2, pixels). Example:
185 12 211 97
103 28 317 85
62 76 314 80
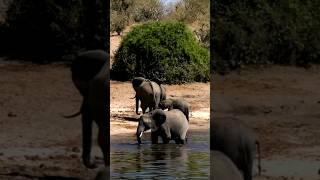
165 109 188 136
211 151 244 180
160 84 166 100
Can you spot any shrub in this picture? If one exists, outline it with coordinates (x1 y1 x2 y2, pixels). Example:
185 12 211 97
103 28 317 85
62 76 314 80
111 21 210 84
212 0 320 73
0 0 108 62
111 10 128 35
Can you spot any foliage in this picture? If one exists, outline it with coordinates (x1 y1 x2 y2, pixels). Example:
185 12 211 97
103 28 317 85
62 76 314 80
165 0 210 49
111 21 210 84
111 10 128 35
130 0 164 22
111 0 165 35
213 0 320 73
0 0 107 62
194 22 210 49
165 0 209 23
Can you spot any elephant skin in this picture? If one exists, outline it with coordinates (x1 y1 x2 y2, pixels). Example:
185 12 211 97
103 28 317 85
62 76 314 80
94 167 110 180
159 98 191 121
66 50 110 169
211 117 261 180
136 109 188 144
132 77 166 114
211 151 244 180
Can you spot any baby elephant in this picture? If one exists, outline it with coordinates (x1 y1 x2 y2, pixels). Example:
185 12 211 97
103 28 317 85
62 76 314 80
136 109 188 144
159 98 191 121
211 151 244 180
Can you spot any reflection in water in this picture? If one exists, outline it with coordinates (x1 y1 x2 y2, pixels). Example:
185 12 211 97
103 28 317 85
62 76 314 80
111 130 209 179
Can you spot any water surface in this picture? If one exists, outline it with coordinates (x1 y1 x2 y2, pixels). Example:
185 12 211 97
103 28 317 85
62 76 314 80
111 130 210 179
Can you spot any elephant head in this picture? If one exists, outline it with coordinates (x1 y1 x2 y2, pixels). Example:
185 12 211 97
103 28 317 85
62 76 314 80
159 99 173 110
136 109 167 144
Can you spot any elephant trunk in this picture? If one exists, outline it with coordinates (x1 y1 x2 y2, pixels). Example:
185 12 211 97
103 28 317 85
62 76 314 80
137 132 143 144
136 123 145 144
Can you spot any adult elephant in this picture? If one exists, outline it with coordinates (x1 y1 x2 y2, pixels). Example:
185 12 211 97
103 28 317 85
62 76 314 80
136 109 188 144
94 168 110 180
159 98 191 121
132 77 166 115
64 50 109 169
211 151 244 180
211 117 261 180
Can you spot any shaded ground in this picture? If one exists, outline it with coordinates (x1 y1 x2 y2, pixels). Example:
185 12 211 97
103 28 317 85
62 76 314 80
213 66 320 180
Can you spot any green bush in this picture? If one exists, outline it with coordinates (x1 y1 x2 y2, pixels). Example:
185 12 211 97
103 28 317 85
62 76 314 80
213 0 320 73
0 0 108 61
111 21 210 84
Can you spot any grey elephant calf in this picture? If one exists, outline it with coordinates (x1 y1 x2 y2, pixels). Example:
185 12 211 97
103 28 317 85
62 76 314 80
132 77 166 114
211 151 244 180
136 109 188 144
64 50 109 169
211 117 261 180
159 98 191 121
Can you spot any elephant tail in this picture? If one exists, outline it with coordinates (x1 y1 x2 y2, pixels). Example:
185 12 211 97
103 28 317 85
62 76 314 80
255 140 261 176
62 111 81 118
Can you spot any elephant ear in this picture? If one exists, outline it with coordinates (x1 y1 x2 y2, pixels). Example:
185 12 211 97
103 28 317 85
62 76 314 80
152 109 166 130
132 77 145 88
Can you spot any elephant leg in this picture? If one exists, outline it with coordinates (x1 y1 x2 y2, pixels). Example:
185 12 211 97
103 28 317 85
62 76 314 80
81 100 96 169
160 129 171 144
151 132 159 144
96 120 109 167
160 133 170 144
243 157 253 180
174 139 185 144
162 137 170 144
141 104 148 114
135 97 140 115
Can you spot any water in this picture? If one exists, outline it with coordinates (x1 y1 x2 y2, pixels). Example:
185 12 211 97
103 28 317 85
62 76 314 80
110 130 210 179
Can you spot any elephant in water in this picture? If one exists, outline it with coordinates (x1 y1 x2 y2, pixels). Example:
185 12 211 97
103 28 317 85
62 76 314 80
211 117 261 180
64 50 109 169
159 98 191 121
211 151 244 180
136 109 188 144
132 77 166 114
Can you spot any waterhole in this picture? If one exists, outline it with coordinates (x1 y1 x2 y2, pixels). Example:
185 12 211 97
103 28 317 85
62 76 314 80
110 129 210 179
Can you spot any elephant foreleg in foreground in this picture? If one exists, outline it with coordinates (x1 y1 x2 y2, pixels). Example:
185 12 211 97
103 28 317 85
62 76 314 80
67 50 110 169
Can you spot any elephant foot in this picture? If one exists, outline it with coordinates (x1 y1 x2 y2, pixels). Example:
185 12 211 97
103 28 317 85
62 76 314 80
83 158 97 169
